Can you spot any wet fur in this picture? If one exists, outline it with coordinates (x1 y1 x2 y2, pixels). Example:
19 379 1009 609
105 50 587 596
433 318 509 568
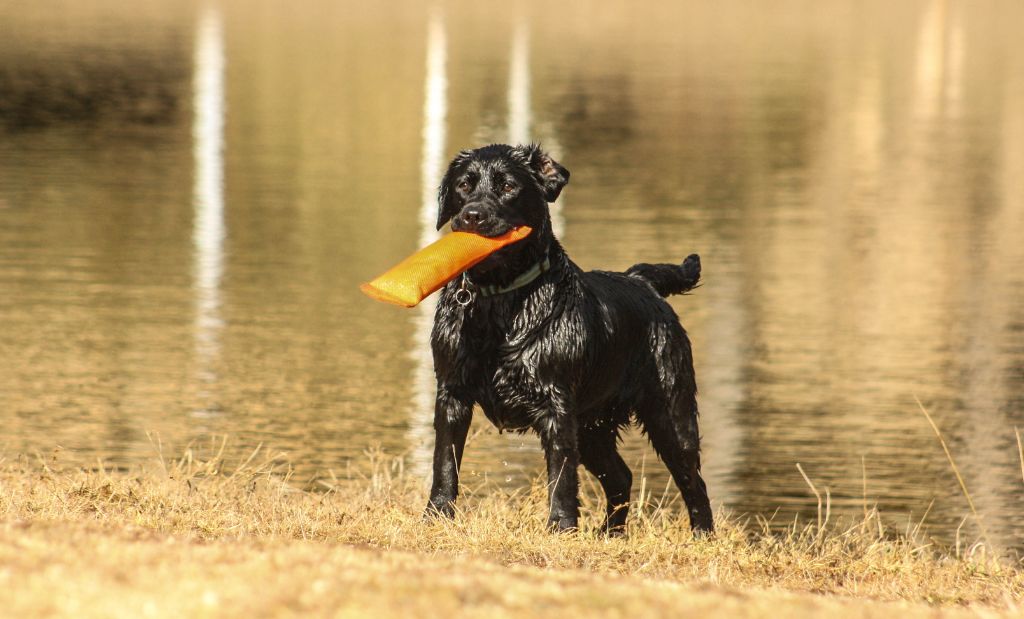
425 144 713 535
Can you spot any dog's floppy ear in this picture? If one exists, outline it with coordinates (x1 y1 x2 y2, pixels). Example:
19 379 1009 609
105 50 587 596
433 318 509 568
436 151 472 230
523 144 570 202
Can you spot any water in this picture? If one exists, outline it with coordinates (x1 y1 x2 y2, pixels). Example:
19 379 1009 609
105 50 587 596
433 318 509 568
2 0 1023 551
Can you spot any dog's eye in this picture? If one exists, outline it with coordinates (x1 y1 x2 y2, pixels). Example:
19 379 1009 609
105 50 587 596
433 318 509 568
502 183 516 194
457 181 470 191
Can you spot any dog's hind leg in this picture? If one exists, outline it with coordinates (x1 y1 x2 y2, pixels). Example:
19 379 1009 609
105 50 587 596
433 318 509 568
425 386 473 520
579 426 632 535
638 396 715 536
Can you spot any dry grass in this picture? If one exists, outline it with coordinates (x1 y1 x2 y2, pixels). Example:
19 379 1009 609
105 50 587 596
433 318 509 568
0 443 1021 618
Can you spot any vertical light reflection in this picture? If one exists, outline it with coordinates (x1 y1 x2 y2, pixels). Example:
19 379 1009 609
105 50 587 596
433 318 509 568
913 0 963 120
957 32 1024 551
913 0 945 120
192 6 226 414
409 12 448 475
695 264 745 507
945 16 965 115
902 2 1010 545
507 22 531 146
507 21 565 237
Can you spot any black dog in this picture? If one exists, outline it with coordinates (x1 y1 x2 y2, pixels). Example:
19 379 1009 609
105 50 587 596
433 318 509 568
424 144 713 535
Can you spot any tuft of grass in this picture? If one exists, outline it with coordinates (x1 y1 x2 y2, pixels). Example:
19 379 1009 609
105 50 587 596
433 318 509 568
0 443 1021 618
914 396 991 547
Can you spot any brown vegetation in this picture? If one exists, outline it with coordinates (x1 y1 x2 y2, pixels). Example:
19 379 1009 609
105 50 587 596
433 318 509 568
0 443 1020 618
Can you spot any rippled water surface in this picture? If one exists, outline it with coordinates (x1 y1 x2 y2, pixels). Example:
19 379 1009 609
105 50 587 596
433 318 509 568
2 0 1023 550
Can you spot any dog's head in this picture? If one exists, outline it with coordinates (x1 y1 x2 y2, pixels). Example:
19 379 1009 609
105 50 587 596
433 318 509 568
436 144 569 238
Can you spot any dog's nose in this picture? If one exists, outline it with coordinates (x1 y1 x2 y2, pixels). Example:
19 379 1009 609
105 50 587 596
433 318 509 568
454 208 490 231
462 208 484 225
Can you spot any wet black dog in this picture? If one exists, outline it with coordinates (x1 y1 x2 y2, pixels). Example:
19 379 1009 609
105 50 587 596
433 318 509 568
425 144 713 535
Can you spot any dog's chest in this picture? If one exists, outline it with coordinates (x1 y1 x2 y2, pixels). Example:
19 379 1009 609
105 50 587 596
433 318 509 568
462 326 549 430
438 300 577 430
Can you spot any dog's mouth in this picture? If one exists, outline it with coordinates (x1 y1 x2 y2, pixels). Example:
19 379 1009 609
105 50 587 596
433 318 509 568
450 219 515 238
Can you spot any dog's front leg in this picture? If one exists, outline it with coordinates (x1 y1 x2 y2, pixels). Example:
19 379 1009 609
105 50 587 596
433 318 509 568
424 386 473 520
537 399 580 532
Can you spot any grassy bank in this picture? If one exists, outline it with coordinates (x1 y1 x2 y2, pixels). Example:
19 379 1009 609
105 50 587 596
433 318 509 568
0 445 1020 618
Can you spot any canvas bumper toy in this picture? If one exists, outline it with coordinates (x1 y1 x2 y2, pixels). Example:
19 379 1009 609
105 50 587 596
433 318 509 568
360 226 533 308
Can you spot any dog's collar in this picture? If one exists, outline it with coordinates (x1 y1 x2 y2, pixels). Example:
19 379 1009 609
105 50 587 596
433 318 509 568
462 255 551 300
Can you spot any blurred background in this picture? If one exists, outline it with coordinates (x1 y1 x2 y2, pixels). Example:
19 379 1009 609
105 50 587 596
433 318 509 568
1 0 1022 551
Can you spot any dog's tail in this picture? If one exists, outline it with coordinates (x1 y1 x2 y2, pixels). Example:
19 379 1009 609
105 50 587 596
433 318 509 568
626 254 701 297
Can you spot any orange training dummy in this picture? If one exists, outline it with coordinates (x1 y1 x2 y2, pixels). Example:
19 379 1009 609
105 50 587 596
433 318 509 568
360 226 533 308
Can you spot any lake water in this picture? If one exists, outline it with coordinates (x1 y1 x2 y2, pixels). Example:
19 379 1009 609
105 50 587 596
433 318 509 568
2 0 1023 552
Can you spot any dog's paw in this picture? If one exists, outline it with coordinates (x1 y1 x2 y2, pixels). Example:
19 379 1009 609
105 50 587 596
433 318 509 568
546 515 579 533
690 519 715 540
600 521 628 538
423 499 456 521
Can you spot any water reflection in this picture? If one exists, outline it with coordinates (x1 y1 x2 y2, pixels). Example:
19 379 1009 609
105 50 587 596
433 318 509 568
507 21 566 238
914 0 965 120
192 6 226 416
507 22 531 146
408 11 449 478
0 0 1022 552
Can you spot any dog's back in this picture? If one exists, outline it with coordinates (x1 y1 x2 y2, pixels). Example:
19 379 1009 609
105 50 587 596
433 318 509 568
574 262 699 421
